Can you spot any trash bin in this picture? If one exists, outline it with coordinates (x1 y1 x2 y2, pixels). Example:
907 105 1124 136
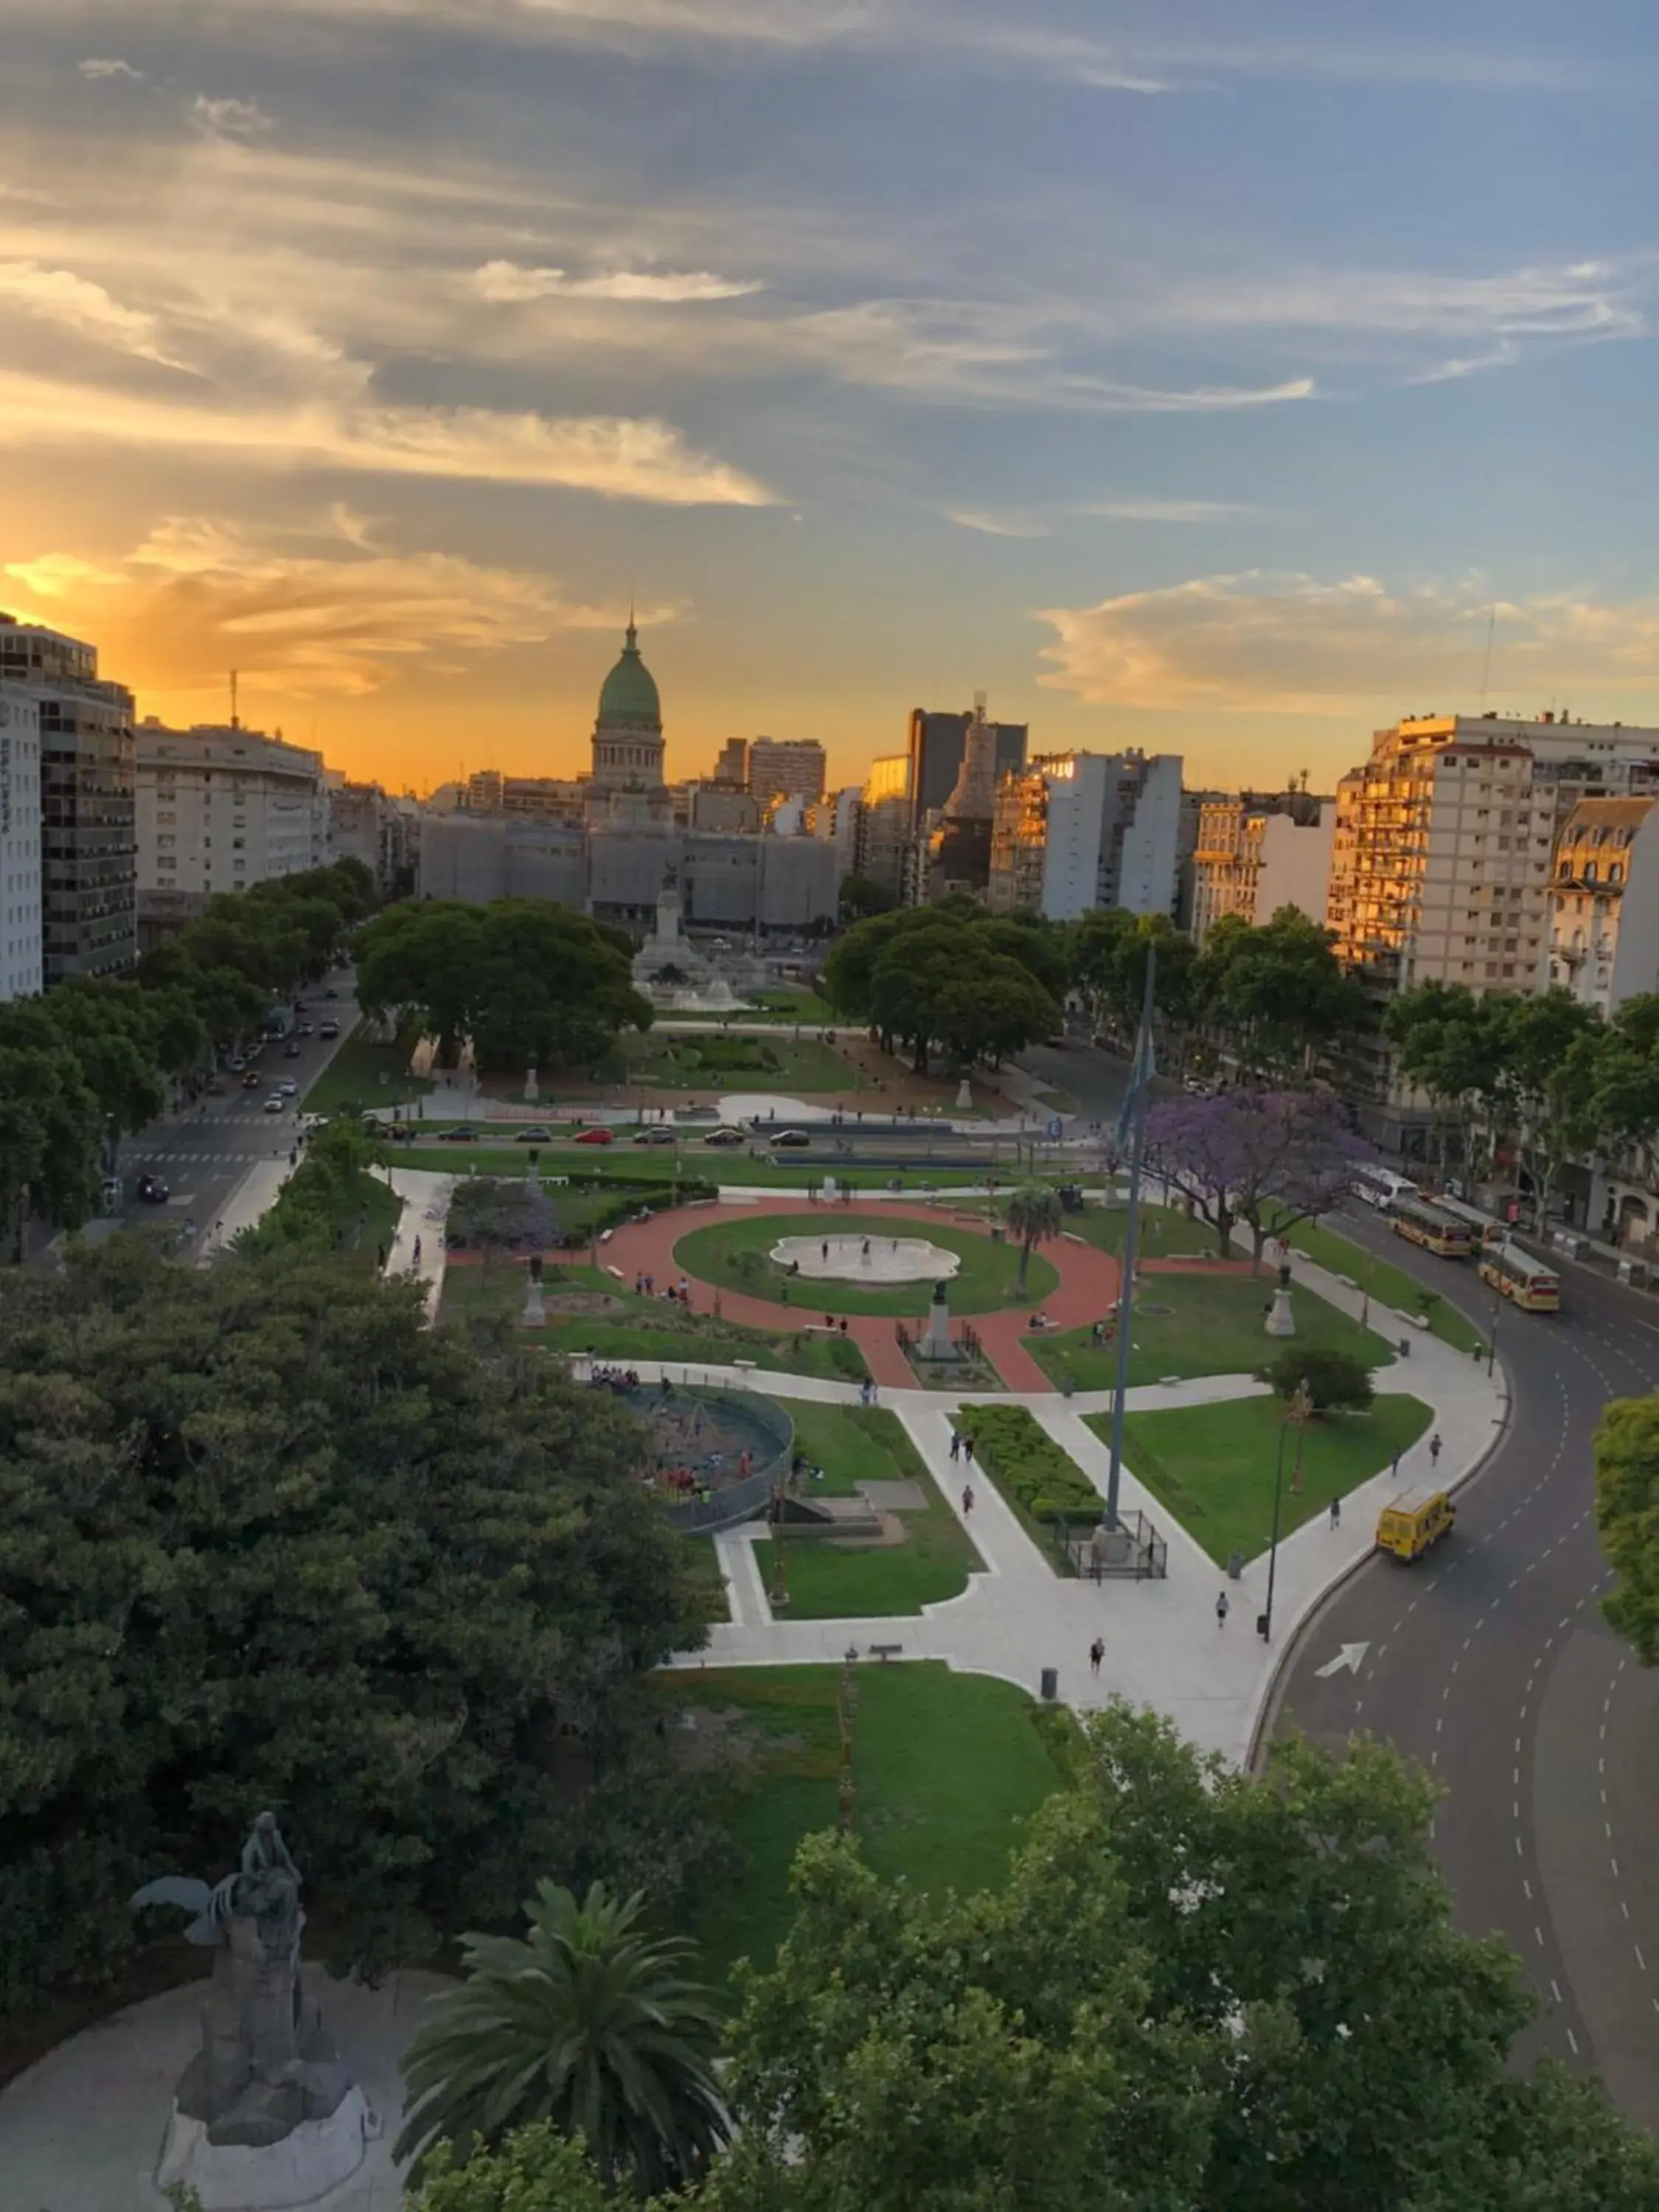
1040 1666 1058 1702
1398 1336 1411 1357
1228 1551 1243 1580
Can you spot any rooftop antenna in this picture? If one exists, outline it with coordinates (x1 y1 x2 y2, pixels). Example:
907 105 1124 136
229 669 240 730
1478 607 1496 714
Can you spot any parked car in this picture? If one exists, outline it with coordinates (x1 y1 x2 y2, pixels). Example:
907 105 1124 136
633 1127 675 1144
100 1175 124 1214
515 1125 553 1142
229 1054 247 1072
436 1124 479 1143
319 1020 340 1039
772 1128 813 1148
573 1125 613 1146
136 1173 170 1203
263 1094 285 1114
703 1127 745 1147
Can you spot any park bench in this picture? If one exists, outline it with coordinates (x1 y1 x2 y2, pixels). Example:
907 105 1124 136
867 1642 903 1661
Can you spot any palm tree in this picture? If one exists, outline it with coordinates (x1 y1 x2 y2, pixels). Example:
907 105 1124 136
394 1879 728 2191
1005 1180 1063 1295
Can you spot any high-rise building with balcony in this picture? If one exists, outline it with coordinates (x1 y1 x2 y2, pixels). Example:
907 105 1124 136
1546 797 1659 1017
1189 790 1332 945
136 720 327 946
987 751 1183 921
0 688 43 1000
748 737 826 804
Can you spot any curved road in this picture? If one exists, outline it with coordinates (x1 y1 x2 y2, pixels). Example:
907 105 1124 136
1276 1208 1659 2126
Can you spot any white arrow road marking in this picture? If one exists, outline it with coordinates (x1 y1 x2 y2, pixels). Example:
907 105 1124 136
1315 1641 1371 1679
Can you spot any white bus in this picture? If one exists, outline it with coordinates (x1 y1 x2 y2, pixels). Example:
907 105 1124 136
1352 1165 1421 1212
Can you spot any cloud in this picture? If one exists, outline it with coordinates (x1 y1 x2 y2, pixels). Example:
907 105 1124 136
1037 572 1659 714
0 369 776 504
0 260 191 369
1072 496 1252 523
4 515 641 699
191 96 274 145
79 58 144 81
473 260 763 304
947 509 1052 540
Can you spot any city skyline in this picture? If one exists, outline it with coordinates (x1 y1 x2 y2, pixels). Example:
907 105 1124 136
1 0 1656 794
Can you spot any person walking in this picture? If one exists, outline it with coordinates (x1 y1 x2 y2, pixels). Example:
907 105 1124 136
1329 1494 1341 1530
1429 1431 1442 1468
963 1436 975 1467
413 1235 422 1265
961 1483 975 1515
950 1430 961 1462
1216 1590 1230 1628
1088 1636 1105 1677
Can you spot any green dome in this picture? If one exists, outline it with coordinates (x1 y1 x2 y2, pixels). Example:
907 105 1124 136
597 620 661 728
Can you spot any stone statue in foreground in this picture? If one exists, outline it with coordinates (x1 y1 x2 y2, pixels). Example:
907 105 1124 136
132 1812 377 2209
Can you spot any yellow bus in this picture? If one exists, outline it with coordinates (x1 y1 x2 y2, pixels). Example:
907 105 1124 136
1478 1242 1561 1312
1433 1194 1509 1255
1390 1198 1473 1259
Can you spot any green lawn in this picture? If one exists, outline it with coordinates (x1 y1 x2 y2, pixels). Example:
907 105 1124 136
658 1663 1064 1982
1267 1212 1486 1356
609 1032 858 1093
302 1023 432 1114
1060 1201 1217 1262
392 1138 1000 1192
1032 1267 1397 1391
751 1405 983 1617
673 1211 1058 1318
1101 1391 1435 1567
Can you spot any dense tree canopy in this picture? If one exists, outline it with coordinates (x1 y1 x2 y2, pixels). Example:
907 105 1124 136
822 905 1062 1071
1194 906 1368 1079
1145 1087 1372 1264
0 1242 717 2025
412 1705 1659 2212
1596 1394 1659 1666
355 899 652 1073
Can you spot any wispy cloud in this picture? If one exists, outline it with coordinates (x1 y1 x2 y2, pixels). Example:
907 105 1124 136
1038 571 1659 714
191 94 275 145
78 57 144 82
1073 495 1253 523
4 512 636 699
947 509 1052 540
0 259 191 369
473 259 763 304
0 369 776 504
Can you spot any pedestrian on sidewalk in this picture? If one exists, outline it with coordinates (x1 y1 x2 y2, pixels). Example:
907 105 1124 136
1429 1431 1442 1467
413 1236 422 1264
1216 1590 1229 1628
1088 1636 1105 1677
963 1435 975 1467
961 1484 974 1515
950 1430 961 1462
1329 1495 1341 1529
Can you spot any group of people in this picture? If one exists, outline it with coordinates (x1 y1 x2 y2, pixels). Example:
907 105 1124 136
633 1270 693 1307
587 1364 641 1394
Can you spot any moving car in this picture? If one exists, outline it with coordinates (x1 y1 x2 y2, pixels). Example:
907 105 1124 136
136 1173 170 1203
284 1040 302 1059
515 1125 553 1142
772 1128 813 1148
573 1125 613 1146
436 1124 479 1143
241 1068 263 1089
277 1079 299 1098
319 1020 340 1039
703 1127 745 1147
297 1020 315 1036
633 1127 675 1144
263 1094 285 1114
1376 1486 1454 1562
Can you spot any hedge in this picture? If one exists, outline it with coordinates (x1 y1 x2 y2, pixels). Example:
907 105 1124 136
958 1403 1101 1528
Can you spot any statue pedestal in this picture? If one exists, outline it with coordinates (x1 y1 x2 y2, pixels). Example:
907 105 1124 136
156 2085 378 2211
956 1078 973 1112
1265 1286 1296 1338
921 1283 953 1360
524 1066 539 1104
522 1281 546 1328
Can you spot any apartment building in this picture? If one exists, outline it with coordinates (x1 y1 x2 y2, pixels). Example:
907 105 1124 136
988 751 1183 922
1189 790 1333 945
905 706 1026 832
1547 796 1659 1016
0 615 136 982
710 737 749 789
327 775 412 897
748 737 827 804
0 689 43 999
136 720 327 945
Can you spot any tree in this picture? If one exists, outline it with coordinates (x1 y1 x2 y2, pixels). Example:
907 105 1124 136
1383 981 1503 1181
1069 910 1197 1062
0 1242 718 2026
1197 908 1366 1080
1595 1394 1659 1665
396 1880 728 2190
1145 1088 1372 1266
409 2125 626 2212
446 1178 557 1270
838 874 896 922
826 908 1060 1072
1259 1344 1374 1413
1005 1180 1062 1295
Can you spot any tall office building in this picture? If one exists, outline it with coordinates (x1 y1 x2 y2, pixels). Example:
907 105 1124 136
1189 790 1333 945
136 720 327 945
905 706 1026 832
0 614 136 982
711 737 749 789
988 751 1183 921
0 688 43 1000
748 737 826 804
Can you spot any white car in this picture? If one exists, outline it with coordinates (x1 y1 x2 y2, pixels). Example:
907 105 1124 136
277 1079 299 1097
263 1094 285 1114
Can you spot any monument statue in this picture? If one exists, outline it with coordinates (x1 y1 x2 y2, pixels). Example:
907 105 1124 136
133 1812 373 2205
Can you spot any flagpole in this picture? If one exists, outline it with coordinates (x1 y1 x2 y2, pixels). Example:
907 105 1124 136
1105 944 1156 1531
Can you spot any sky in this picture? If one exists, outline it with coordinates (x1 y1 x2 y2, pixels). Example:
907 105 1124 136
1 0 1656 797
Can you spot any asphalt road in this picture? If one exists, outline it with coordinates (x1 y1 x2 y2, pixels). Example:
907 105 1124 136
109 979 358 1253
1275 1206 1659 2126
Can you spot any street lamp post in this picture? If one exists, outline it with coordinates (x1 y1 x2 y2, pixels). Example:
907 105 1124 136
1259 1378 1314 1641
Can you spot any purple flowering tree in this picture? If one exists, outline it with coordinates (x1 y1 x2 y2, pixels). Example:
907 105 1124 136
445 1177 558 1271
1144 1089 1374 1269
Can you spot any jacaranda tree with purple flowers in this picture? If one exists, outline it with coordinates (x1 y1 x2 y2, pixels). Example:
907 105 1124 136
1144 1088 1374 1269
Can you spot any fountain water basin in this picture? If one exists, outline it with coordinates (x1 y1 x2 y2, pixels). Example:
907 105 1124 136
771 1232 960 1284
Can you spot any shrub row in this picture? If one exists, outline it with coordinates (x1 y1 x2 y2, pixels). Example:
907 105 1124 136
958 1403 1101 1524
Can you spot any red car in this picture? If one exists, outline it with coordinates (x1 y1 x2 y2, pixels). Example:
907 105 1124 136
572 1125 613 1146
